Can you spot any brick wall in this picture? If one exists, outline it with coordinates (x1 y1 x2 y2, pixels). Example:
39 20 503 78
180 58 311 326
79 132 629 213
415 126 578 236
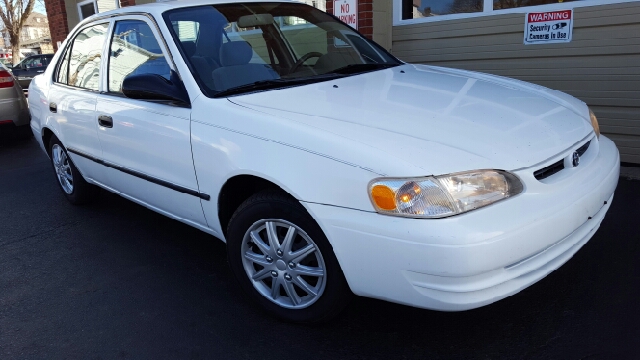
325 0 373 39
45 0 141 51
357 0 372 39
44 0 69 51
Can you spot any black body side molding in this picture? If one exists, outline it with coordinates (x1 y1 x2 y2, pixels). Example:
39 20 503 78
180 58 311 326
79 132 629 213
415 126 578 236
67 148 211 201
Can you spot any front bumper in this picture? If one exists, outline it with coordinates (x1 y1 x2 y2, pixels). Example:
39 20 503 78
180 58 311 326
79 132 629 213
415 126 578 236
304 136 620 311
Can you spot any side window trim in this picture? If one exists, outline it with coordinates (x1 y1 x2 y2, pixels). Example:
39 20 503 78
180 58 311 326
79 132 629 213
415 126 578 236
99 19 116 93
53 40 71 85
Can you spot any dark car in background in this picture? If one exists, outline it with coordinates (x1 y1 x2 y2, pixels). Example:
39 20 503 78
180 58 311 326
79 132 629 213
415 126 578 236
9 54 54 89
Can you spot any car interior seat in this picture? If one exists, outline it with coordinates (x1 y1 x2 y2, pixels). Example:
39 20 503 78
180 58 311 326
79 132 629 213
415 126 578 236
211 41 279 91
191 23 223 90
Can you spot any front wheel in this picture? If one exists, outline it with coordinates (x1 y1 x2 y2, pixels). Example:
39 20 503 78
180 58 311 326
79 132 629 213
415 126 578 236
226 191 352 323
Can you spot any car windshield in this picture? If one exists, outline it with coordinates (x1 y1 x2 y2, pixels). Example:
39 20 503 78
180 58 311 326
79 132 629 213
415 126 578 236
164 2 401 97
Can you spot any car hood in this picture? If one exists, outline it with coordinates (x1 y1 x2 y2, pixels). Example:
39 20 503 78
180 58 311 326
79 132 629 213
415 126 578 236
230 64 593 175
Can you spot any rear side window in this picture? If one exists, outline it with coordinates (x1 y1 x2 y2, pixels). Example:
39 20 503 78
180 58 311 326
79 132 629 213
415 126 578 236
56 22 108 90
108 20 171 93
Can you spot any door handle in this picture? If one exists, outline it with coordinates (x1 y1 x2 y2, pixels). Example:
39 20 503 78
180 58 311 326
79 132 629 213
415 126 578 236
98 115 113 128
49 102 57 113
37 70 44 73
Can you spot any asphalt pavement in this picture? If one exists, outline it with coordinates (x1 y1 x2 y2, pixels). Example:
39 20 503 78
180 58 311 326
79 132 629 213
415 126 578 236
1 138 639 359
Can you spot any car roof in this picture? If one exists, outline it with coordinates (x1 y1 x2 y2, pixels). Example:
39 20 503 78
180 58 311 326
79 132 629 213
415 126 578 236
84 0 302 21
24 54 52 58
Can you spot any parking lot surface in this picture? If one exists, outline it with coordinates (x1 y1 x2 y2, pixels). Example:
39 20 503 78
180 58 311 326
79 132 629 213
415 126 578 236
1 138 639 359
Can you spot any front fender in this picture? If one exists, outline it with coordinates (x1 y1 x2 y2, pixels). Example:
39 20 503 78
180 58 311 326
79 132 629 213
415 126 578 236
190 98 382 236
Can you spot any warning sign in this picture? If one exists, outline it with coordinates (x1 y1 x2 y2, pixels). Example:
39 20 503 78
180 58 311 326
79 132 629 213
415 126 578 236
334 0 358 29
524 10 573 45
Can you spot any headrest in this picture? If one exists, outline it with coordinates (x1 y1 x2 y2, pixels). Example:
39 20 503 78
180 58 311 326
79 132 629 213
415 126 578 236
220 41 253 67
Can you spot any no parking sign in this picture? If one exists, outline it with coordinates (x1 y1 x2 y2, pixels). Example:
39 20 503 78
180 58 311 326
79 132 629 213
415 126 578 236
334 0 358 29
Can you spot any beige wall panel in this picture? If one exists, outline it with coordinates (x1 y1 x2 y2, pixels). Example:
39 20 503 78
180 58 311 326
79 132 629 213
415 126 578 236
373 0 393 50
65 0 81 33
394 37 640 62
392 2 640 163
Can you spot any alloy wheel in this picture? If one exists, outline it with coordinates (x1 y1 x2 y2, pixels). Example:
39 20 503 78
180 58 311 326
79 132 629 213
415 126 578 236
52 144 74 194
241 219 327 309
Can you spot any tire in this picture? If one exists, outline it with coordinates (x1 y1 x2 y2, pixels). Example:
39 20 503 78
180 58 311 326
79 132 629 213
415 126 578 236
227 190 352 323
48 136 97 205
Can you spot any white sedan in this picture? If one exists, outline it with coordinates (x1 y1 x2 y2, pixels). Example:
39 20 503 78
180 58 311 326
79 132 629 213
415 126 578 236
29 0 619 322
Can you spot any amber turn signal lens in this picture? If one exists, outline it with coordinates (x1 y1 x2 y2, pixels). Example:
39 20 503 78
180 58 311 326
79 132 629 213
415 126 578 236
371 185 396 210
589 108 600 139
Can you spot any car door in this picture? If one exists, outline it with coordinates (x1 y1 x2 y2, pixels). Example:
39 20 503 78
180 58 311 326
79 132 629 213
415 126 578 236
47 22 110 183
95 15 207 228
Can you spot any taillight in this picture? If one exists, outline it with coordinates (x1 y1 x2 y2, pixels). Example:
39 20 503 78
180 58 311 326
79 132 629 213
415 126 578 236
0 70 14 88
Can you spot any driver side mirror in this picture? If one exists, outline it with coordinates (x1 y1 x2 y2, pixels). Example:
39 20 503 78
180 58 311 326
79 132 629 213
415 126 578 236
122 70 190 107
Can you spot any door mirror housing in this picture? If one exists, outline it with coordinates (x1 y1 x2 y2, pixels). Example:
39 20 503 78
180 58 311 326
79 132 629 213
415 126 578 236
122 70 190 107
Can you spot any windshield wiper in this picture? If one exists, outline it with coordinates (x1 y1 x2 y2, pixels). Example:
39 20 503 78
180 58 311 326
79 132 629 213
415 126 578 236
213 74 345 98
328 63 398 75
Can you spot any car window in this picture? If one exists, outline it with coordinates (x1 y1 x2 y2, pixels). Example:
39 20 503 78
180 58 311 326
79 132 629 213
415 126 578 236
108 20 171 94
164 3 399 97
24 57 45 68
65 23 109 90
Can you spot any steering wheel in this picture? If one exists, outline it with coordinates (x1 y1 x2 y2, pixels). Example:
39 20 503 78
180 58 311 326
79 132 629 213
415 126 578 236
288 52 323 74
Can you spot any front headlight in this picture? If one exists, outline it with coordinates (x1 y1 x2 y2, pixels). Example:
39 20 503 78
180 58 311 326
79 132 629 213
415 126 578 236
368 170 523 218
588 108 600 139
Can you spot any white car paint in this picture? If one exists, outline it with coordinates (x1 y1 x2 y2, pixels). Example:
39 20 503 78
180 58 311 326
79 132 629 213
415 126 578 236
28 0 619 312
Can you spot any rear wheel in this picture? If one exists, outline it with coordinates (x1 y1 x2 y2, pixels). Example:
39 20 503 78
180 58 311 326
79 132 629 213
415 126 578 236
227 191 352 323
49 136 97 204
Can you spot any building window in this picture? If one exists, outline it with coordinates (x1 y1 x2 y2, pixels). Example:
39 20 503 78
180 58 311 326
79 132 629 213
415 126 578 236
493 0 581 10
404 0 482 20
397 0 635 23
77 0 98 21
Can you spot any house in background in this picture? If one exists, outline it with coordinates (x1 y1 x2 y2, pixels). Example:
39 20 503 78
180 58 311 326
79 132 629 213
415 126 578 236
1 12 53 58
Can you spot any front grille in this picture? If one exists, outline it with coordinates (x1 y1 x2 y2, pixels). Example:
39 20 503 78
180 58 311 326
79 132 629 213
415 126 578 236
576 140 590 157
534 159 564 180
533 140 591 181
